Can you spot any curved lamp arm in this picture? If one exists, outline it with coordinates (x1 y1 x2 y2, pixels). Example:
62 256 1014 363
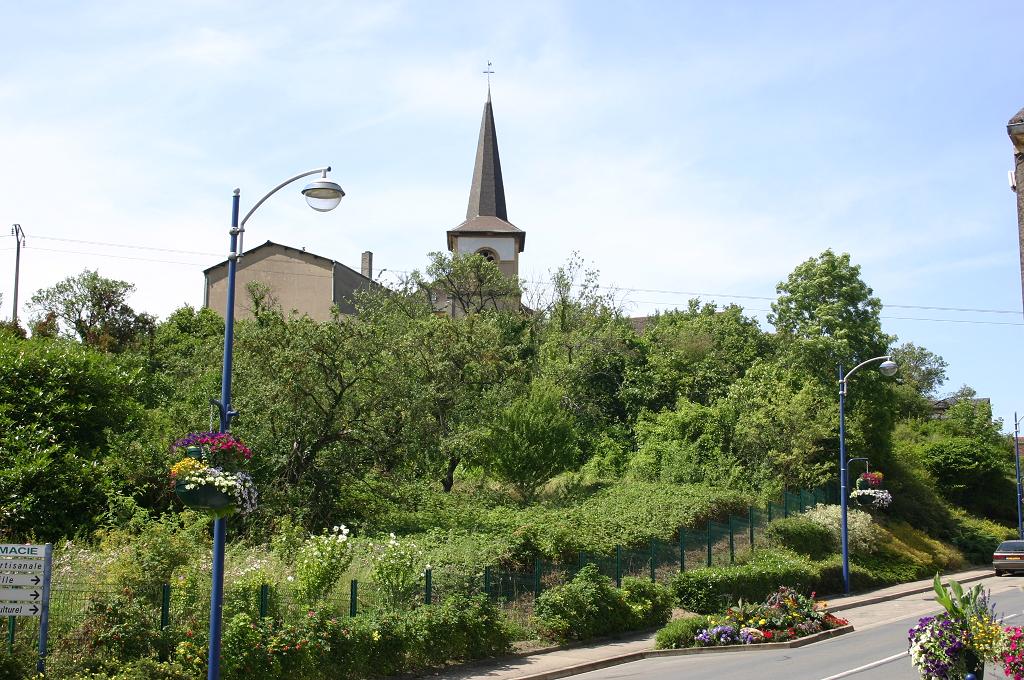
840 355 892 395
236 166 332 255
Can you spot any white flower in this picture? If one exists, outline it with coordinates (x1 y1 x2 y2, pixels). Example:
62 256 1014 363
287 575 294 582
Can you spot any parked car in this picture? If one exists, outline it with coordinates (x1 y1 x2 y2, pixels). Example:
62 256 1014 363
993 540 1024 575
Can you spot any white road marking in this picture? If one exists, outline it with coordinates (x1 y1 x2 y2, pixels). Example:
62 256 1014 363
817 651 907 680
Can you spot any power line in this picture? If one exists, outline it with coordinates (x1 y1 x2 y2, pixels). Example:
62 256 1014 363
23 235 1024 320
32 234 220 257
29 246 207 267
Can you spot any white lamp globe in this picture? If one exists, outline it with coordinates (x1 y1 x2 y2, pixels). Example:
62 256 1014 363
301 179 345 212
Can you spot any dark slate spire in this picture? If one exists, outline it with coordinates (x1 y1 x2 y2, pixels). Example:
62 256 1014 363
466 92 507 220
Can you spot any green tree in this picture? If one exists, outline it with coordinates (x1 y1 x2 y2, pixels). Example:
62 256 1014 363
0 334 146 539
358 263 531 493
623 301 772 414
890 342 948 418
768 249 897 465
27 269 155 352
483 379 580 502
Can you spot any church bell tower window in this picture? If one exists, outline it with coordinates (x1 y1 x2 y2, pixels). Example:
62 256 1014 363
477 248 499 263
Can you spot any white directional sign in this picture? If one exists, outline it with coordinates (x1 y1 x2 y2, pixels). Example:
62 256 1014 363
0 544 44 560
0 589 41 603
0 560 43 572
0 543 52 671
0 574 41 587
0 603 40 617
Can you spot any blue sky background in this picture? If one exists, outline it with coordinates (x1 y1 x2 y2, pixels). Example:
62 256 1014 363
2 1 1023 428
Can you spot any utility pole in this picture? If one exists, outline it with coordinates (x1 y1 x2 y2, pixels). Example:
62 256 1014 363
10 224 25 323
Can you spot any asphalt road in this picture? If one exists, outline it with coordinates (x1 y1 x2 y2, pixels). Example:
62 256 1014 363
575 575 1024 680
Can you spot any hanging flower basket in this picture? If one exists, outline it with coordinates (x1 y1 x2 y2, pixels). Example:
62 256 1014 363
170 432 258 519
858 471 883 489
175 480 236 516
849 488 892 510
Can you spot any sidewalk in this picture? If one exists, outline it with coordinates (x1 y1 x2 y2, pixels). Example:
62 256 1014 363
435 567 993 680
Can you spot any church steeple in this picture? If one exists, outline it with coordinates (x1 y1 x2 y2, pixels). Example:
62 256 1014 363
466 92 507 220
447 90 524 268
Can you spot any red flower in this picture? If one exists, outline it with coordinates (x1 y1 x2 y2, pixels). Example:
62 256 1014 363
764 631 773 640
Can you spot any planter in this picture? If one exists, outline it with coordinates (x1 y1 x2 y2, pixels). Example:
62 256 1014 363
855 478 871 491
175 480 235 517
962 650 984 679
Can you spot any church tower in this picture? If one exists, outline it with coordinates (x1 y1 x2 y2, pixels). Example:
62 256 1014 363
446 92 525 279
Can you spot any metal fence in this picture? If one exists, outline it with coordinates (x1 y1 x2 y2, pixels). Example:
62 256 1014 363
6 483 837 654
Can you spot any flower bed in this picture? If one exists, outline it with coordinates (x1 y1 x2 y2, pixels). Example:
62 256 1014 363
669 586 848 648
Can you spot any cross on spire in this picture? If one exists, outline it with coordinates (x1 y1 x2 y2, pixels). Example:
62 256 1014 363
483 60 494 94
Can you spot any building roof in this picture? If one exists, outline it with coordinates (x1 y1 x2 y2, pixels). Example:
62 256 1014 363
203 240 372 284
447 95 525 253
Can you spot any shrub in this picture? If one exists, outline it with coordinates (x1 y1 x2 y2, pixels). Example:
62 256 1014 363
219 614 281 680
670 550 820 614
948 508 1015 563
801 504 882 556
533 564 633 641
369 532 427 611
294 525 352 604
621 577 675 628
401 595 512 670
655 615 710 649
765 516 836 559
57 589 163 673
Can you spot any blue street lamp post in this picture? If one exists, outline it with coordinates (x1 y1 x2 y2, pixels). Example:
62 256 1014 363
837 356 897 596
207 168 343 680
1014 413 1024 540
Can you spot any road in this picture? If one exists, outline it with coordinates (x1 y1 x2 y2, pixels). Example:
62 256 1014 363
575 575 1024 680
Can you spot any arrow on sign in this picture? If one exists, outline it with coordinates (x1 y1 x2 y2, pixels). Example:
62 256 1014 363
0 603 40 617
0 574 40 587
0 588 41 602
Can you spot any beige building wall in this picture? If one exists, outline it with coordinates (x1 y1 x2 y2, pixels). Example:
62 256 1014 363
205 244 336 321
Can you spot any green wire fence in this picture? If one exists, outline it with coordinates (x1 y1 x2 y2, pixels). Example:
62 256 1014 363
5 484 838 656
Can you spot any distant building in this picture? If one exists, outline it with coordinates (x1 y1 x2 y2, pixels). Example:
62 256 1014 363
930 396 991 419
432 91 526 317
204 241 374 321
205 91 525 321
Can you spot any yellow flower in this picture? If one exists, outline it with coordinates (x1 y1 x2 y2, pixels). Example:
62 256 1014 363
372 630 381 641
171 457 204 478
759 619 766 625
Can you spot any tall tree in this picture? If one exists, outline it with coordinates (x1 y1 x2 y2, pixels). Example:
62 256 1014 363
27 269 155 352
768 250 897 463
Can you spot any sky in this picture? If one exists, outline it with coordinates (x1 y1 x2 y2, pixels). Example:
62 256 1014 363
2 1 1023 428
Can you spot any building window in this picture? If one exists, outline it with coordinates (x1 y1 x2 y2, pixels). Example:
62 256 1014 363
477 248 499 263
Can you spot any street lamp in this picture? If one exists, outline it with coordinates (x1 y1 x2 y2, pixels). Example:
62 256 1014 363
838 356 897 595
207 166 343 680
1013 414 1024 541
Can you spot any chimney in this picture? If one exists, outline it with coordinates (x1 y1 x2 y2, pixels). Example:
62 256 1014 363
361 251 373 279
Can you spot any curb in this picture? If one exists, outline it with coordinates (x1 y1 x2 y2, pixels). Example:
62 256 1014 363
828 571 991 613
511 625 854 680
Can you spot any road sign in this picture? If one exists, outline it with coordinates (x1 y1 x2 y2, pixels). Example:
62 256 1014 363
0 545 45 560
0 560 43 572
0 574 41 587
0 589 40 603
0 603 39 617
